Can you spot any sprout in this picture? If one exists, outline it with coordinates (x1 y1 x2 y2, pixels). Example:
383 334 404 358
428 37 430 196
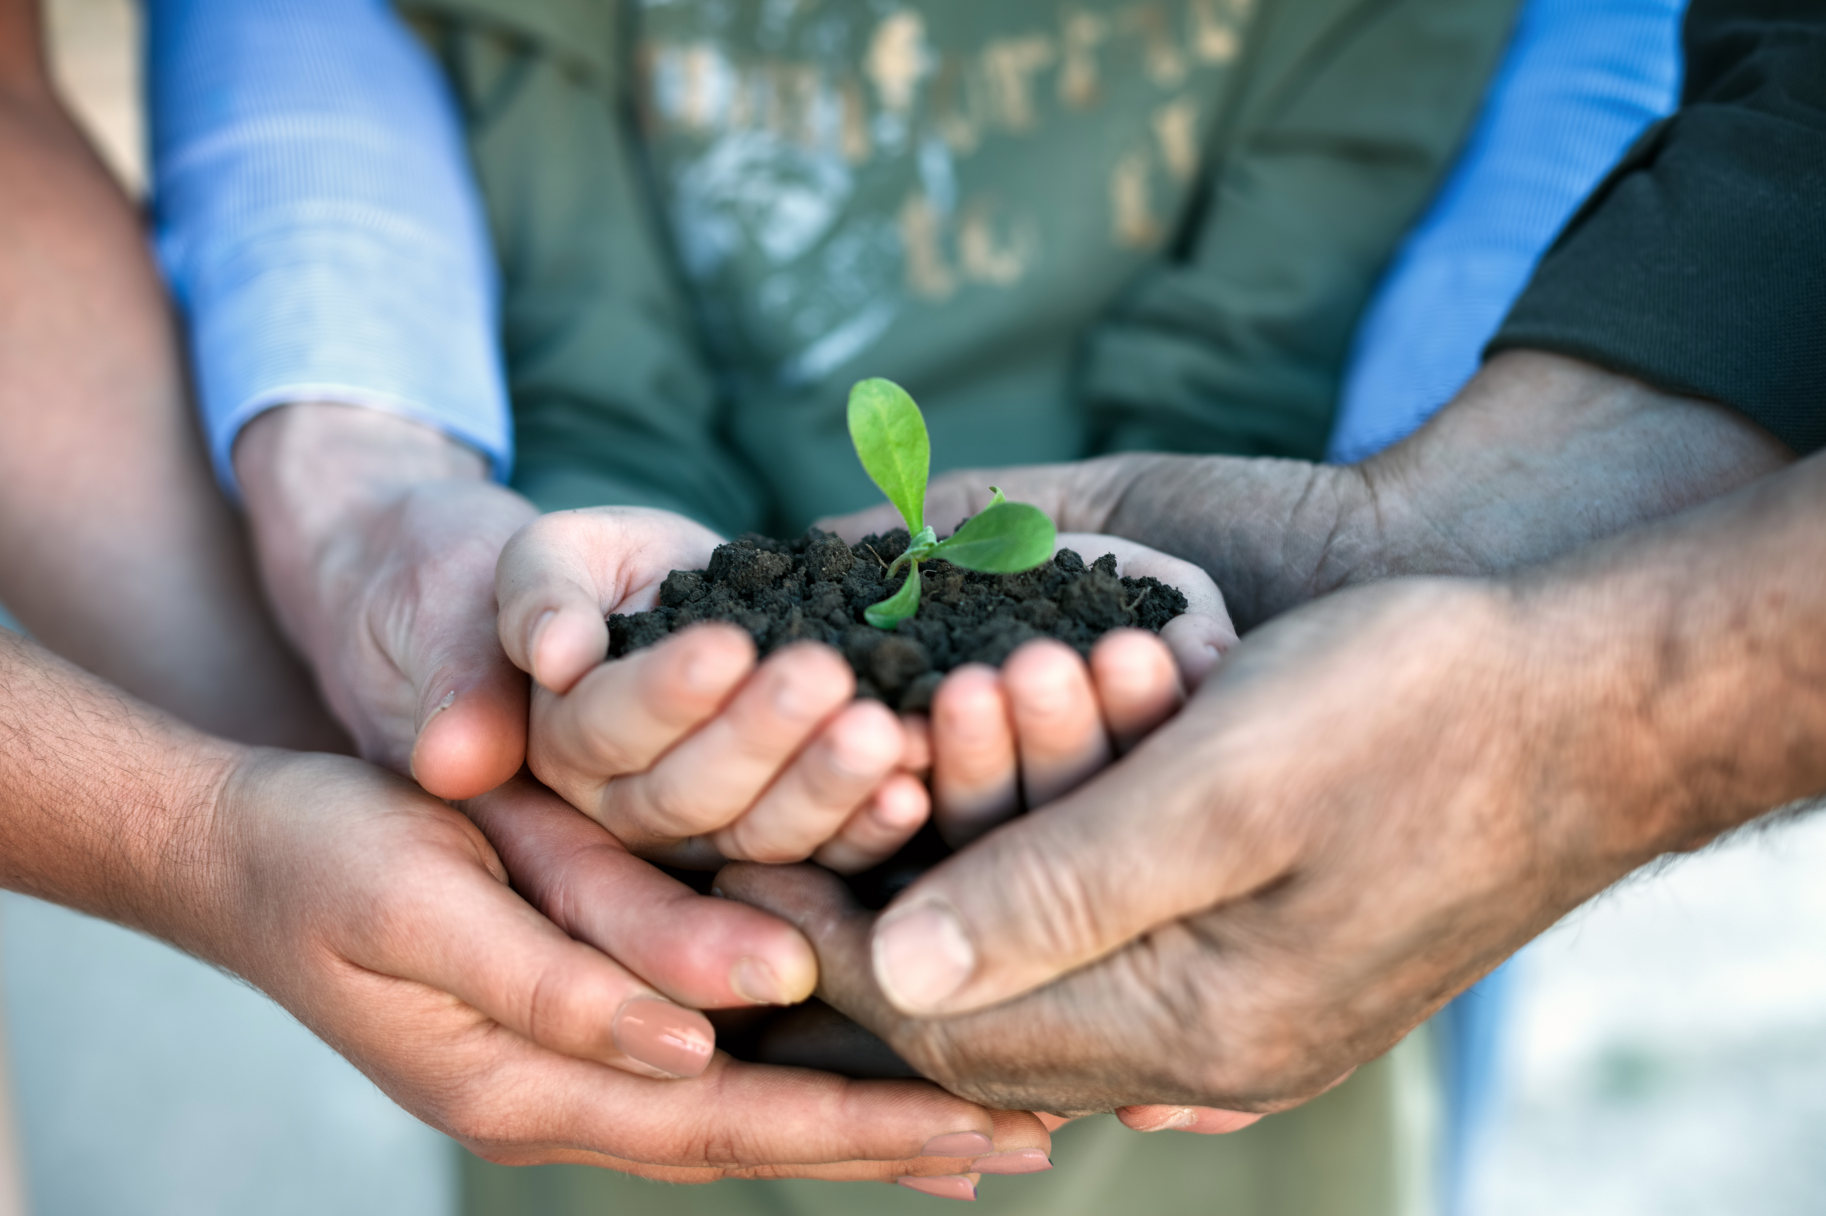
847 378 1056 629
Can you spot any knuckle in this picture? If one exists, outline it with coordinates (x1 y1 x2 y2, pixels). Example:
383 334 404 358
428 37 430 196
995 844 1111 964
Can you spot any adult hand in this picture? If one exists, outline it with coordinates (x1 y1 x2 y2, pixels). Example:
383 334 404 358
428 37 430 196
716 573 1689 1115
196 751 1051 1181
234 403 538 798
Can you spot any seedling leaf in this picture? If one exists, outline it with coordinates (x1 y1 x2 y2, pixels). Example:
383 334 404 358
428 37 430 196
847 379 928 536
931 501 1056 572
863 565 922 628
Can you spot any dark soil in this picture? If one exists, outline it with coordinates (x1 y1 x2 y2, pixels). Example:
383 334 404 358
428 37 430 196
607 527 1187 712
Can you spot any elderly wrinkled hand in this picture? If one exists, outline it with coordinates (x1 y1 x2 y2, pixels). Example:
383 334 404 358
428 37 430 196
715 576 1590 1116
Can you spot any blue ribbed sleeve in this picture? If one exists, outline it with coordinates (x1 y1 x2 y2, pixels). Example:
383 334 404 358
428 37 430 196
1327 0 1684 464
148 0 511 495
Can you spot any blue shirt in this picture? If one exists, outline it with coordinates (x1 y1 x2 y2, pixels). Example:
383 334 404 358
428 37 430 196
148 0 511 497
1329 0 1684 464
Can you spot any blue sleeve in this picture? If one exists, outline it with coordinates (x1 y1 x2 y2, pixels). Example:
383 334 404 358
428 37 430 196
1327 0 1685 464
148 0 511 496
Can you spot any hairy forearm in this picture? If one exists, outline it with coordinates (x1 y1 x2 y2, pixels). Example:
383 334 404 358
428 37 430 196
1508 448 1826 866
1095 353 1794 628
0 629 235 938
0 31 340 749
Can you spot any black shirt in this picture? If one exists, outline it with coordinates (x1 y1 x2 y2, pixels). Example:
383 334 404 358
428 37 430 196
1489 0 1826 453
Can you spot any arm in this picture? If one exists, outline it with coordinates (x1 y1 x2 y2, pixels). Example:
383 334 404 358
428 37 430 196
853 349 1795 630
143 0 538 793
0 625 1037 1176
1328 0 1684 463
0 0 337 749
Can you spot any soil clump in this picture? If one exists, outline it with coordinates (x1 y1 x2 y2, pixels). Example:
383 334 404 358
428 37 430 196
607 527 1187 712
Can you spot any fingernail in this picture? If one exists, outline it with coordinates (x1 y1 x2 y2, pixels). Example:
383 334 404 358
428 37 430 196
527 609 556 664
729 957 788 1006
874 901 975 1013
898 1175 976 1201
613 998 713 1078
1137 1107 1198 1132
974 1150 1051 1175
921 1131 993 1157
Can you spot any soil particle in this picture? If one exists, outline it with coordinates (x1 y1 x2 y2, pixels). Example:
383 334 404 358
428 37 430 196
608 528 1187 712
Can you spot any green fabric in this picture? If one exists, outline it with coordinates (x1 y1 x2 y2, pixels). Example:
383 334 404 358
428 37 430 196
458 1027 1442 1216
402 0 1518 532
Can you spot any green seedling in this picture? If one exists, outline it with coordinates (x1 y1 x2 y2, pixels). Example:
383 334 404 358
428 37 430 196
848 378 1056 629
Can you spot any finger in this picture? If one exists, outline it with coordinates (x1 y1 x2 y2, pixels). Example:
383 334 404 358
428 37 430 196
928 664 1020 846
900 712 933 773
406 589 529 802
1003 639 1111 808
713 697 906 863
1159 613 1235 688
814 772 932 874
349 811 716 1079
496 507 722 693
868 694 1288 1017
527 622 756 803
1090 629 1183 752
1055 531 1237 689
466 776 819 1009
433 1043 1011 1172
1116 1106 1263 1135
599 642 855 847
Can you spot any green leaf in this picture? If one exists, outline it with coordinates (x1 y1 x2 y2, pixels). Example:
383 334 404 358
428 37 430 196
848 379 929 536
931 501 1056 573
864 564 922 629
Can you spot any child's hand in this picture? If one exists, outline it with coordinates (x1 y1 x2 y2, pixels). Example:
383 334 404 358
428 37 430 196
497 508 931 873
916 534 1234 850
500 511 1232 873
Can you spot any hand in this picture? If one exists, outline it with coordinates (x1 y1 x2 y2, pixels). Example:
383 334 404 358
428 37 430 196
715 577 1623 1116
498 507 929 873
235 403 538 798
918 534 1234 849
190 750 1051 1181
503 510 1234 871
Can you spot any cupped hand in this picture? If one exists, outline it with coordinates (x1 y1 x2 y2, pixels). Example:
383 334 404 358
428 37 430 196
194 749 1048 1181
922 533 1235 847
717 577 1582 1116
499 508 927 873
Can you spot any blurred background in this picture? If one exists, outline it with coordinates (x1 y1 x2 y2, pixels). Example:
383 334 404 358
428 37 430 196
5 1 1822 1213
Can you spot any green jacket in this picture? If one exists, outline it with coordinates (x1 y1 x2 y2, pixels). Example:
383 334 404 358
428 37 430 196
401 0 1517 534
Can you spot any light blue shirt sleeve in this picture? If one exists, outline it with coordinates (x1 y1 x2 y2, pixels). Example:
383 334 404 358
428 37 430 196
148 0 511 497
1327 0 1685 464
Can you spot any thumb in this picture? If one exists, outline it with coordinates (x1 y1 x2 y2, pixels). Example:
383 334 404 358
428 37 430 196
865 692 1292 1017
496 508 722 694
403 576 530 801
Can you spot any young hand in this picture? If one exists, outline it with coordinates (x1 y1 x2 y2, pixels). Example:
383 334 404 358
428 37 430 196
497 508 926 873
504 508 1233 872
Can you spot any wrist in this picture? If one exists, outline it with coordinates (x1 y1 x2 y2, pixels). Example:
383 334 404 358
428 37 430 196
235 401 490 553
232 402 518 654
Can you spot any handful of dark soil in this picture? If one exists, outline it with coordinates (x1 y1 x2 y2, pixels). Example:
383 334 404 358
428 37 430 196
607 527 1187 712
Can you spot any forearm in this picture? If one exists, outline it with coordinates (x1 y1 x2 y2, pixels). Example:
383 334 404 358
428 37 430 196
1508 447 1826 867
0 628 234 939
0 25 339 749
1096 352 1793 627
